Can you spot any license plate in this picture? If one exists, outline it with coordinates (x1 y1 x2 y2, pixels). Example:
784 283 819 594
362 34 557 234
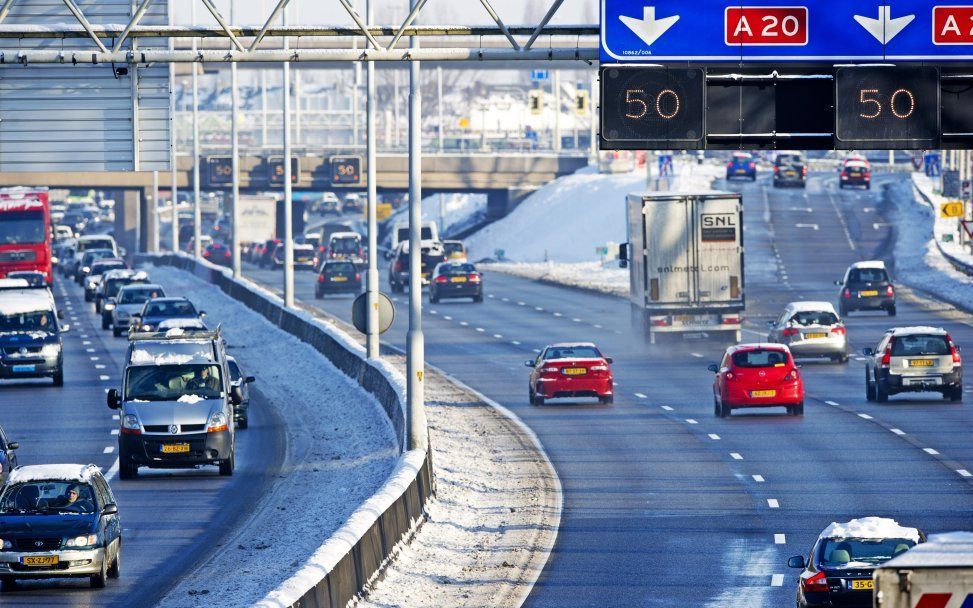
804 332 827 339
850 579 874 591
331 276 348 282
562 367 587 376
22 555 58 566
910 359 935 367
785 170 796 176
450 276 467 283
161 443 190 454
860 290 879 297
11 364 35 373
750 390 777 398
735 169 745 174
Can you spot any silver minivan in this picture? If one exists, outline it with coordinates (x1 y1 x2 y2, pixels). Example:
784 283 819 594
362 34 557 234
106 327 239 479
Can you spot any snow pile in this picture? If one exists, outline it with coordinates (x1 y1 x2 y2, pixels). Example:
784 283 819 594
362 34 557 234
7 464 93 485
479 260 629 297
819 517 921 542
129 350 197 366
928 531 973 544
176 394 206 404
385 192 487 242
150 265 399 608
912 172 973 267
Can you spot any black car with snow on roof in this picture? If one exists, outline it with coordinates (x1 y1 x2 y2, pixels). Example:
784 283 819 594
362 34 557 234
0 464 121 591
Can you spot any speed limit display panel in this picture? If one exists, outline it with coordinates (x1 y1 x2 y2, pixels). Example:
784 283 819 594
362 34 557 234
600 66 705 150
835 66 940 149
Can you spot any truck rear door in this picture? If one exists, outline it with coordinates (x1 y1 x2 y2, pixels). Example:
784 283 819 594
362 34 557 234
694 196 743 307
642 198 693 305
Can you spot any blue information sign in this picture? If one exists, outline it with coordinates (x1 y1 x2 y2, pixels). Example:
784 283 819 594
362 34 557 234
601 0 973 63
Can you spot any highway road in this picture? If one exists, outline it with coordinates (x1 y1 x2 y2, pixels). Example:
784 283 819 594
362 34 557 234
244 169 973 606
0 271 286 605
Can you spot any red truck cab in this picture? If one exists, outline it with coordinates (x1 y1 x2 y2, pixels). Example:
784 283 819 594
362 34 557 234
0 188 51 285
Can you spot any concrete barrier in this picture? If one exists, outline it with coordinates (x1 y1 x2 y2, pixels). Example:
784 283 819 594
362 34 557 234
139 252 433 608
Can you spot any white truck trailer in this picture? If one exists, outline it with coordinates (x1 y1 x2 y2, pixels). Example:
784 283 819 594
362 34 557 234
874 532 973 608
621 191 744 344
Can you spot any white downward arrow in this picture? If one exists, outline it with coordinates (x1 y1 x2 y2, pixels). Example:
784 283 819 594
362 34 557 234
854 6 915 44
619 7 679 48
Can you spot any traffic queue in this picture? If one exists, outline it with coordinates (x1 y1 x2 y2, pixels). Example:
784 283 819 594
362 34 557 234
0 234 256 591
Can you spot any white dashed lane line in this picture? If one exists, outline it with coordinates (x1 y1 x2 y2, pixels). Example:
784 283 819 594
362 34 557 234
475 327 485 332
767 499 780 509
493 334 503 339
594 324 603 329
825 400 839 406
459 321 469 326
857 413 873 420
511 340 521 346
95 365 105 370
708 434 720 440
634 392 647 399
86 348 95 353
553 312 562 317
103 446 114 454
534 306 543 311
532 348 541 354
110 429 119 436
770 574 785 587
99 375 110 381
517 301 525 306
774 534 786 545
730 452 743 460
89 356 99 362
959 469 972 478
501 297 509 302
685 419 698 425
571 318 581 323
690 353 703 358
752 474 765 483
112 414 119 420
660 405 673 411
890 428 905 436
443 316 452 321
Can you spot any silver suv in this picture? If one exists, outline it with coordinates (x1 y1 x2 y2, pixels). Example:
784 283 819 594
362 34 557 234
864 327 963 402
767 301 848 363
107 327 240 478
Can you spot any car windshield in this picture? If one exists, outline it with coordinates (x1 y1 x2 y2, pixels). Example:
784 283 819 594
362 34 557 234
0 481 96 515
82 250 113 265
545 346 602 360
849 268 888 283
790 311 839 326
891 335 950 356
91 262 124 275
0 210 45 245
107 278 144 297
331 237 359 253
325 262 356 274
777 154 803 165
820 538 915 567
125 364 223 401
119 288 161 304
78 239 113 252
732 349 788 367
440 264 475 275
444 242 464 255
144 301 195 317
0 310 54 334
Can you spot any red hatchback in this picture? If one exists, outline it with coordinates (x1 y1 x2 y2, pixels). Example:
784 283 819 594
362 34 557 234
526 342 614 405
709 344 804 417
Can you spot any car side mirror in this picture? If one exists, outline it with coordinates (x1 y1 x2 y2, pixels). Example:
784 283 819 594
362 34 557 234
766 320 774 327
384 251 394 260
707 363 719 373
245 376 255 383
57 310 65 320
102 503 118 516
604 357 613 364
834 280 843 286
7 442 18 451
60 323 71 333
524 360 535 367
230 386 243 406
107 389 122 410
787 556 806 569
862 347 874 356
199 311 207 317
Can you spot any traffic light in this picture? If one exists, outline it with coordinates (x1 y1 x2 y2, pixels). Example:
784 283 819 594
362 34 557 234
575 90 589 115
529 89 542 115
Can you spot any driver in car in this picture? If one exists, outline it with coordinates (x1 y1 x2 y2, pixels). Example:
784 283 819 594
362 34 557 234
48 485 93 513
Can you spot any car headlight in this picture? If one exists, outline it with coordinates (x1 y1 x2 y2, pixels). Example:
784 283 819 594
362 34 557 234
141 324 152 331
104 302 115 311
65 534 98 548
0 539 11 550
122 414 140 431
81 266 90 273
207 412 228 433
41 344 60 357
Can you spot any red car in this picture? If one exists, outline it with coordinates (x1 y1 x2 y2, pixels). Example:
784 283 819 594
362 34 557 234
526 342 614 405
709 344 804 417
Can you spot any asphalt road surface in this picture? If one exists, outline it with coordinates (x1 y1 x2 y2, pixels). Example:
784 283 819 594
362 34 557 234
245 170 973 607
0 272 286 606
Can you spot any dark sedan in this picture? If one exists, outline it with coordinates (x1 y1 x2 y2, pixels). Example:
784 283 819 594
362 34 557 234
429 262 483 303
315 261 361 298
203 242 232 267
133 297 205 333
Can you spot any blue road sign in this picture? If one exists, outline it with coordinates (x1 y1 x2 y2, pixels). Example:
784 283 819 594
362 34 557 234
601 0 973 63
530 69 551 81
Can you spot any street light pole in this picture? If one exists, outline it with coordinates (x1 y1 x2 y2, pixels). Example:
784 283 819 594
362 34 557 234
168 0 178 253
282 3 294 308
230 0 241 278
437 65 443 152
407 0 428 452
191 0 201 259
366 0 379 359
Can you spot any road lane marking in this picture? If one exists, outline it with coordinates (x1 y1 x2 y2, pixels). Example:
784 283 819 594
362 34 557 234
690 353 703 358
110 429 119 435
95 364 105 369
571 317 581 322
873 222 891 230
493 334 503 339
753 475 765 483
634 392 647 399
90 356 99 361
459 321 468 326
770 574 784 587
80 334 89 339
488 294 495 299
890 428 905 435
825 400 839 406
475 327 485 332
444 316 452 321
112 414 119 420
730 452 743 460
775 534 786 545
512 340 521 346
532 348 541 353
685 419 698 425
103 458 119 482
594 324 603 329
858 413 873 420
795 223 819 230
86 348 95 353
924 448 940 455
534 306 543 311
767 499 780 509
99 375 110 381
103 446 114 454
553 312 563 317
429 310 437 315
708 433 720 440
959 469 973 478
501 297 509 302
517 301 526 306
660 405 673 411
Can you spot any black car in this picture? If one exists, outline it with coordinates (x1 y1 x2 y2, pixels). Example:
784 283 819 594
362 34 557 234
773 152 807 188
315 261 361 298
789 518 923 608
0 464 122 590
227 356 255 430
836 261 895 316
203 242 232 267
429 262 483 303
133 297 205 333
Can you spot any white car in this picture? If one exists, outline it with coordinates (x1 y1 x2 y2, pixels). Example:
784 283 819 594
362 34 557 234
767 301 848 363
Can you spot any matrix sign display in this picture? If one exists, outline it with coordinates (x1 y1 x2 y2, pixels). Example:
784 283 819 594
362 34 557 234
330 156 363 186
206 156 233 187
835 66 940 149
600 66 705 150
268 156 300 186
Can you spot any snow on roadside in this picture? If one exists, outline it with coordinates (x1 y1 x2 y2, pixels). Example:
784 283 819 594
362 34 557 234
149 265 399 608
385 192 487 241
478 261 629 298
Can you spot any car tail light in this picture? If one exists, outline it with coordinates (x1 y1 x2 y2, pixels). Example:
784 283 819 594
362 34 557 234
726 161 733 168
590 365 608 372
802 167 808 176
802 571 828 594
773 166 779 173
394 259 403 272
318 274 326 283
748 162 755 169
843 288 851 299
881 346 892 367
886 285 894 297
468 273 481 282
783 369 799 382
782 327 799 337
224 251 231 258
651 318 670 327
722 315 740 325
435 275 448 283
841 171 848 178
202 250 210 257
355 273 361 281
947 335 961 364
831 326 846 335
541 367 559 374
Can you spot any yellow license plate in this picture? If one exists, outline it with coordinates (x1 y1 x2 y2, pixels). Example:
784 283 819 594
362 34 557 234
161 443 190 454
750 390 777 398
851 579 874 590
860 290 879 296
562 367 587 376
910 359 935 367
331 276 348 282
22 555 58 566
804 332 827 339
450 276 467 283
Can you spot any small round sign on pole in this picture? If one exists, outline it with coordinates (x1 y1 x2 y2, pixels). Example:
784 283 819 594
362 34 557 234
352 292 395 335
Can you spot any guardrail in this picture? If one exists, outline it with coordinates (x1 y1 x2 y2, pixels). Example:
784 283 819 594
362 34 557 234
139 252 433 608
911 182 973 276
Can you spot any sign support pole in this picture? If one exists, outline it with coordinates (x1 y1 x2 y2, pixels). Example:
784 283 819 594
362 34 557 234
406 0 428 452
191 0 201 259
283 4 294 308
366 0 380 359
230 56 241 277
